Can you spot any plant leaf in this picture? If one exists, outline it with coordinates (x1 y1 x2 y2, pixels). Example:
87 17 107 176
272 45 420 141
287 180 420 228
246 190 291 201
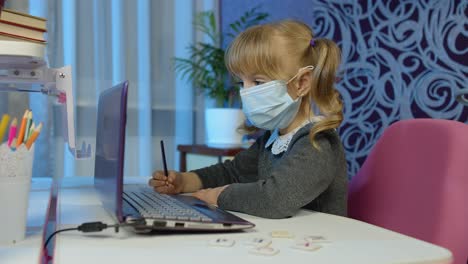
172 6 268 106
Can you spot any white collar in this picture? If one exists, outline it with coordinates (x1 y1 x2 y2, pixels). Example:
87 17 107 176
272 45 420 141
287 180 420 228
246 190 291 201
265 116 323 155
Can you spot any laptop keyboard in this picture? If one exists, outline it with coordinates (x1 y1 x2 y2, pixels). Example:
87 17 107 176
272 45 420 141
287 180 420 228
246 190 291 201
123 186 212 222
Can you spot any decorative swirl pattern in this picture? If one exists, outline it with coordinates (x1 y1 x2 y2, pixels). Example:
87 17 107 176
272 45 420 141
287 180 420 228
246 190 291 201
311 0 468 178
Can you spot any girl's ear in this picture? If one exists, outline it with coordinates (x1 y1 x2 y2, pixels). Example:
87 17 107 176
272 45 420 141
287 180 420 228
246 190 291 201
296 71 313 97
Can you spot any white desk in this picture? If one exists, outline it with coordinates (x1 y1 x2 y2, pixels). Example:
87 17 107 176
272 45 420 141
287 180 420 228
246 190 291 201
0 178 51 264
51 177 452 264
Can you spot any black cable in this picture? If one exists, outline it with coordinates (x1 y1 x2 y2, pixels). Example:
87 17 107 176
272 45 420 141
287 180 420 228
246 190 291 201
43 227 78 249
43 220 144 249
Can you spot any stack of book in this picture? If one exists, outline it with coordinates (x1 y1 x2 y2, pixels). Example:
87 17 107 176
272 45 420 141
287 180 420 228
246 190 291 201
0 8 47 45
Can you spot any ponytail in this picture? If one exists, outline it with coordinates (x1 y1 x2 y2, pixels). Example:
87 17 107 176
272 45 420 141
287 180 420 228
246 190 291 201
307 38 343 149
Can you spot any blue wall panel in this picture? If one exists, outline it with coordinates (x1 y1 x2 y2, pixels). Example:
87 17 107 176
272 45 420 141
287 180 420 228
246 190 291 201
221 0 468 178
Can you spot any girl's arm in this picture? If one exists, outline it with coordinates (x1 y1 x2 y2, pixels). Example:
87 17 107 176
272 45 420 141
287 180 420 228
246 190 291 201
191 137 262 188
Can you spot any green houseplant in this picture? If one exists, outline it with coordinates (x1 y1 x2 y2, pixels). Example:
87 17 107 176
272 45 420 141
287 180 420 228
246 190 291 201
174 6 269 108
174 7 268 147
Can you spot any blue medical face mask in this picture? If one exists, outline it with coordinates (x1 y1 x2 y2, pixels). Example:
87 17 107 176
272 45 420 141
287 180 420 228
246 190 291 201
240 66 314 130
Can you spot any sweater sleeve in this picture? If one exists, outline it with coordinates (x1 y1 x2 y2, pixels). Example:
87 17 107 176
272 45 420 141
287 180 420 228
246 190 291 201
217 133 338 219
191 138 261 188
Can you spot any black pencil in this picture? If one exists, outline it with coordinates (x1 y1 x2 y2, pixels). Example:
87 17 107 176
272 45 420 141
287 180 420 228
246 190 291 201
160 140 168 176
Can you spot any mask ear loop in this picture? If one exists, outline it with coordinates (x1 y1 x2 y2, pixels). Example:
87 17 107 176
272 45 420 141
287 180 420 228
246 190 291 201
286 65 315 98
286 65 315 84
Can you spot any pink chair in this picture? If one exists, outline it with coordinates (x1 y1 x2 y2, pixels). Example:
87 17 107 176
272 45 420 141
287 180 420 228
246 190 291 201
348 118 468 264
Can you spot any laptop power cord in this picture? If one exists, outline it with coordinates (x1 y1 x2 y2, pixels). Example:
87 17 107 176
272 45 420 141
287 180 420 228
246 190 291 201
43 219 145 249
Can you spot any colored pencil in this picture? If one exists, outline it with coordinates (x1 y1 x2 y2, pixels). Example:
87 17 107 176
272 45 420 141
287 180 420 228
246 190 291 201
25 122 42 150
28 122 35 139
0 113 10 143
16 110 29 146
7 118 17 147
23 110 33 141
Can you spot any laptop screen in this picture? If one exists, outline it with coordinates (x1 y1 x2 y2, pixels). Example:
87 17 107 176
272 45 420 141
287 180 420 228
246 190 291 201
94 81 128 222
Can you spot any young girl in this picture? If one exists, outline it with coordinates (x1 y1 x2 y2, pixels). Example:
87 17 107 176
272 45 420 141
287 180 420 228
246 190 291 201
149 20 347 219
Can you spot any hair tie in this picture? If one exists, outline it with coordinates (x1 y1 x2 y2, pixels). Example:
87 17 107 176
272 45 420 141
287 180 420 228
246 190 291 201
309 38 315 47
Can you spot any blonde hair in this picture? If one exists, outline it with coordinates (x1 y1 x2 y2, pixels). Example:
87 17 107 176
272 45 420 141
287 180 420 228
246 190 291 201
225 19 343 148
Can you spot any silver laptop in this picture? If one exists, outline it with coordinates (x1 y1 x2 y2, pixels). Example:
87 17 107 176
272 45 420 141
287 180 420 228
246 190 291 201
94 81 255 232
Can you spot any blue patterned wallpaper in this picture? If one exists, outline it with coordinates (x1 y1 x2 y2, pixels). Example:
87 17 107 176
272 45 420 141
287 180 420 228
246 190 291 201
221 0 468 178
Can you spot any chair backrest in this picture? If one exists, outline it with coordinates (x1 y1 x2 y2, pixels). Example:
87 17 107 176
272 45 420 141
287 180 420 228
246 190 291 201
348 118 468 264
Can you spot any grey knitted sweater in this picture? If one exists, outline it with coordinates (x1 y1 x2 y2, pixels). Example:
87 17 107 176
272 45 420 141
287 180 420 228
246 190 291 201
193 123 348 219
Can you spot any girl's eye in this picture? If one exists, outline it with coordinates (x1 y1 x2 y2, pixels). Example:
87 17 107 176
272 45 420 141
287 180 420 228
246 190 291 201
254 81 264 86
236 81 244 87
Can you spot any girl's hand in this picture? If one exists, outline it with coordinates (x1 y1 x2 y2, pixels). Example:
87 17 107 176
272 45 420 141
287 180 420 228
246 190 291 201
192 185 228 206
148 170 184 194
